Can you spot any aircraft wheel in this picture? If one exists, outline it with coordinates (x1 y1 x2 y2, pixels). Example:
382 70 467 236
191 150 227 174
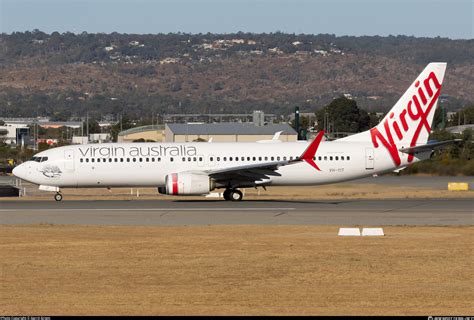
223 189 231 201
54 193 63 202
230 189 243 201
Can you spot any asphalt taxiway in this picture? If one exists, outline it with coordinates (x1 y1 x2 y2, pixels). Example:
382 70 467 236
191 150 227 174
0 198 472 226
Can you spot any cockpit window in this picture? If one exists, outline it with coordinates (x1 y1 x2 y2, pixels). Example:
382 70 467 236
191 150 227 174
40 157 48 162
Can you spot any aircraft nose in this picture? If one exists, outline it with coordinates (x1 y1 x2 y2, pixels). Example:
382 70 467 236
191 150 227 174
12 164 25 179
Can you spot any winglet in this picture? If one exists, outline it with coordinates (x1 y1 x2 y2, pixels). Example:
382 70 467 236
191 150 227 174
300 130 325 171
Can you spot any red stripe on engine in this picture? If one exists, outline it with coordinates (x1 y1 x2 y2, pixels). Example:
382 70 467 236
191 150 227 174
172 173 178 195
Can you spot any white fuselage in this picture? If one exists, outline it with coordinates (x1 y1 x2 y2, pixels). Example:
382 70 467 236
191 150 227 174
13 140 429 189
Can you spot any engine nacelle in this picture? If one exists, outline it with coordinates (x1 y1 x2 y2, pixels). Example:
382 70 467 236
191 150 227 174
158 172 215 195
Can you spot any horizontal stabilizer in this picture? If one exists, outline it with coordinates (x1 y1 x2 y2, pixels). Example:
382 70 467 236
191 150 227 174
399 139 461 154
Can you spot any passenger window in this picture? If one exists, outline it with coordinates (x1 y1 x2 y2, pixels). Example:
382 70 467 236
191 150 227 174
277 156 280 161
324 156 327 161
151 158 155 162
170 157 174 162
241 157 245 161
313 157 316 160
223 157 227 161
252 157 256 161
341 156 344 160
247 157 251 161
289 156 292 160
91 159 95 163
127 158 130 162
158 158 161 162
330 156 333 161
114 158 118 162
80 158 83 163
335 156 339 161
86 158 89 163
271 156 274 161
347 156 350 160
146 158 149 162
258 157 262 161
139 158 143 162
283 156 287 161
217 157 220 161
265 156 268 161
109 158 112 162
103 158 107 163
182 157 186 162
318 156 322 161
210 157 214 161
199 157 203 161
120 158 124 162
133 158 136 162
193 157 197 162
188 157 191 161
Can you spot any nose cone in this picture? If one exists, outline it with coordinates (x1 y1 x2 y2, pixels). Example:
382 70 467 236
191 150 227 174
12 164 25 179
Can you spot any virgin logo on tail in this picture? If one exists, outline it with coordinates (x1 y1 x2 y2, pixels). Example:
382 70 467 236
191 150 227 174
370 71 442 166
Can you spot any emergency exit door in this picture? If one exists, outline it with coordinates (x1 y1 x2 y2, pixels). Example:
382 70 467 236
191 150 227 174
365 148 374 170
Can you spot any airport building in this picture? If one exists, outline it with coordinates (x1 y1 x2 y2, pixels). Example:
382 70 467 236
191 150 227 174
117 125 166 143
164 123 297 142
117 122 297 143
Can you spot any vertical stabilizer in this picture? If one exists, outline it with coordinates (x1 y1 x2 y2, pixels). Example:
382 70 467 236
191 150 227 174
340 63 446 165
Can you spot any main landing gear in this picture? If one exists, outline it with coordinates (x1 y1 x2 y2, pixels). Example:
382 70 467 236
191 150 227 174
54 192 63 202
223 188 243 201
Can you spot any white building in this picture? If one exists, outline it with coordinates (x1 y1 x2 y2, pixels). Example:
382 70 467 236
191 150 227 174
0 121 30 145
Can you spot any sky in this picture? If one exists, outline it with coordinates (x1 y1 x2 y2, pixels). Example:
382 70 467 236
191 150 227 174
1 0 472 39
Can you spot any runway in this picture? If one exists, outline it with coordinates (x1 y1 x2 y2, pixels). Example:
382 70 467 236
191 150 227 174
1 198 472 226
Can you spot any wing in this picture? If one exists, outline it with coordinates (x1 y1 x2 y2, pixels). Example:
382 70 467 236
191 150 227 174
205 130 325 187
399 139 461 154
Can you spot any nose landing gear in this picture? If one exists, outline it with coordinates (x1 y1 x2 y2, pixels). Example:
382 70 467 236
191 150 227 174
54 192 63 201
223 189 243 201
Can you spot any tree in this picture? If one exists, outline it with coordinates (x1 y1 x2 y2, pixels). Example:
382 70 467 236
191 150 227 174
315 97 370 133
449 105 474 126
368 112 381 128
110 114 135 142
82 118 101 135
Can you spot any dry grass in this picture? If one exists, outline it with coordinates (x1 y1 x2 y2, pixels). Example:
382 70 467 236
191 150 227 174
1 225 472 315
3 183 474 201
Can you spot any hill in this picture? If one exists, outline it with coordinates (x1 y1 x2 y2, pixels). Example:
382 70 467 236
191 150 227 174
0 31 473 119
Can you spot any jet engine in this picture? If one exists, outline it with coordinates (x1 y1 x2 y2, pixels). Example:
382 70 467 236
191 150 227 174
158 172 215 195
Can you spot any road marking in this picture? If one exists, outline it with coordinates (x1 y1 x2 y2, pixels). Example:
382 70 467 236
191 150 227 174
0 208 295 212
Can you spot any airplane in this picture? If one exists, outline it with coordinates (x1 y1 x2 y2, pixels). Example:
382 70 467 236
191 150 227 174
13 62 456 201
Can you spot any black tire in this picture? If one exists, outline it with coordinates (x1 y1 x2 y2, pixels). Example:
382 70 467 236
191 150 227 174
223 189 231 201
230 190 243 201
54 193 63 201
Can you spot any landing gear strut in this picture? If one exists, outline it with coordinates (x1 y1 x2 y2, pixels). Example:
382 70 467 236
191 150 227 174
223 189 243 201
54 192 63 202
